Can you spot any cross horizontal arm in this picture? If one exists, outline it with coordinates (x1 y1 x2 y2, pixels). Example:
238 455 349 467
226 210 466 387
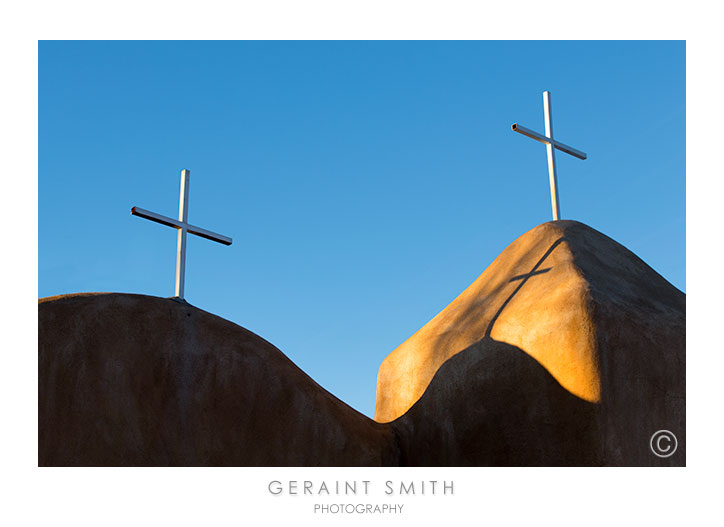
131 206 179 228
131 206 233 246
187 223 233 245
511 123 587 160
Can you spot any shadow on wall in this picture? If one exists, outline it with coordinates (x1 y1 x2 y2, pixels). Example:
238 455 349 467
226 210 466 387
390 336 602 466
485 237 563 338
419 236 566 366
386 236 601 466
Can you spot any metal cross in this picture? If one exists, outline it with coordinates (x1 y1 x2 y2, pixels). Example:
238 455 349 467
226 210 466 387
131 169 232 299
512 91 587 220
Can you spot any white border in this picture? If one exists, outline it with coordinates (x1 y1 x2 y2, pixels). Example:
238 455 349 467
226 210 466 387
4 1 722 525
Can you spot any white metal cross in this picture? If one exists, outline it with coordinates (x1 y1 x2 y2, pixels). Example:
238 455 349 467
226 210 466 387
512 91 587 220
131 169 232 299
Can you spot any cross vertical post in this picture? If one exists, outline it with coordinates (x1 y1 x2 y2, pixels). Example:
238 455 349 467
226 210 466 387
175 169 190 299
543 91 560 221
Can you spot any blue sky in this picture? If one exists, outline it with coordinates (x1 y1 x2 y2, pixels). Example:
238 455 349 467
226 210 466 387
39 41 685 417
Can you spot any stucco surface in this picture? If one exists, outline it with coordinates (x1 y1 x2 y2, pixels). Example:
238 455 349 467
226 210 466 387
39 220 685 466
377 220 685 466
39 293 396 466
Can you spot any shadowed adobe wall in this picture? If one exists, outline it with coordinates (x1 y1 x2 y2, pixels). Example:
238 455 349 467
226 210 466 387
375 220 685 466
39 220 685 466
39 293 397 466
